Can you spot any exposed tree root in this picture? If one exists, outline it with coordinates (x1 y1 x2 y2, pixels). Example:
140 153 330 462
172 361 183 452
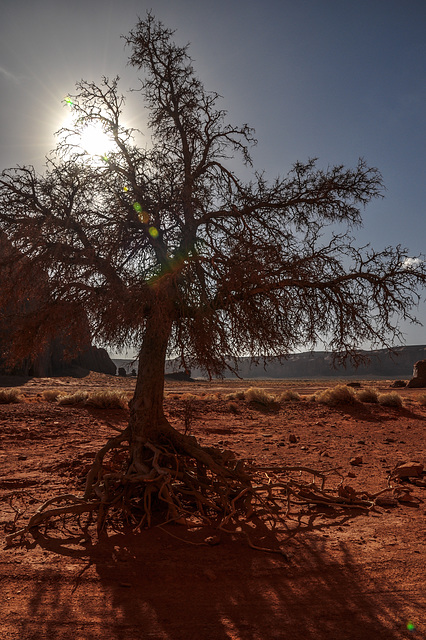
4 428 401 549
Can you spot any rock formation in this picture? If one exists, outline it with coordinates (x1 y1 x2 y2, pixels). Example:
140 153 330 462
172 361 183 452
0 231 116 378
407 359 426 388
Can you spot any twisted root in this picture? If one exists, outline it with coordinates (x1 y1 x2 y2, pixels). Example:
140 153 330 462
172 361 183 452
4 429 395 548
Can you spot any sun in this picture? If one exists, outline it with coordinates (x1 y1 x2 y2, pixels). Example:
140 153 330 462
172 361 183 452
59 98 116 161
78 121 112 159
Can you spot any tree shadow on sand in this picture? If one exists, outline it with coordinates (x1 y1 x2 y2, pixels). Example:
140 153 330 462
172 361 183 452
12 510 423 640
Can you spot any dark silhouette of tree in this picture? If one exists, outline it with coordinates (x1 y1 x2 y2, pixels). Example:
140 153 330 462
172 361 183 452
1 14 425 540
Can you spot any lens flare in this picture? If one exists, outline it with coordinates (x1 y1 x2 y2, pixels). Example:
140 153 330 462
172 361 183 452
133 202 149 223
407 621 416 632
65 96 73 106
149 226 159 238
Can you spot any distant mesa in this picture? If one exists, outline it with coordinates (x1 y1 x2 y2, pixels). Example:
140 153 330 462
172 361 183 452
115 346 426 380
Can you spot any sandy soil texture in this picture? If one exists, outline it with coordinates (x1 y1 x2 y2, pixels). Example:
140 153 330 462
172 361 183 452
0 373 425 640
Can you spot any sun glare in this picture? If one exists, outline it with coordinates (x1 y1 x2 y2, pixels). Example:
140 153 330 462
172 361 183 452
59 97 115 161
78 122 112 158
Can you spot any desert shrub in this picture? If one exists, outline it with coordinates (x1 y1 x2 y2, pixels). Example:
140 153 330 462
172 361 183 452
378 392 403 408
357 387 379 403
417 393 426 407
180 393 198 402
279 390 301 402
57 390 89 405
203 393 221 401
225 391 245 401
86 390 128 409
315 384 358 406
42 389 62 402
244 387 276 406
0 388 23 403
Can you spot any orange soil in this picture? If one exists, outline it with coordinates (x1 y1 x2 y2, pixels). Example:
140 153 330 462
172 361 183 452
0 373 425 640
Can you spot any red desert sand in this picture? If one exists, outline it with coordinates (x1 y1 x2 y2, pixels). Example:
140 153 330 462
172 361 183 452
0 373 425 640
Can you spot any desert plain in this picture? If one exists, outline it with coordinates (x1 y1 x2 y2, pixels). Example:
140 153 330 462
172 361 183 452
0 373 425 640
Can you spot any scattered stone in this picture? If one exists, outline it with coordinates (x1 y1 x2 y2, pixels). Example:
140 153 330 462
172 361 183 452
347 382 361 388
375 494 398 507
289 433 298 443
205 535 221 546
203 569 217 580
391 380 406 388
391 461 424 478
357 439 366 445
350 456 363 466
347 471 356 478
338 484 357 499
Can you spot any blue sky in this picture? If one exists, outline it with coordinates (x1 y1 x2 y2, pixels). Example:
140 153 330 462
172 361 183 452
1 0 425 354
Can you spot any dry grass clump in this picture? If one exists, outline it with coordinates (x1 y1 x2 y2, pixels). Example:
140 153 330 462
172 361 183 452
244 387 276 406
357 387 379 403
417 393 426 407
180 393 198 402
315 384 358 406
0 388 23 403
279 390 301 402
224 391 245 401
377 392 403 408
57 390 89 405
42 389 62 402
86 390 128 409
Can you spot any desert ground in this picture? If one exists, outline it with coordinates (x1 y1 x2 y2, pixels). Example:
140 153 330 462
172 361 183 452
0 373 425 640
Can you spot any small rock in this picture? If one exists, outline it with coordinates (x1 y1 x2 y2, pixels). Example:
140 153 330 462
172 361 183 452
350 456 363 466
347 471 356 478
205 535 221 546
392 461 424 478
289 434 298 443
391 380 406 388
357 440 366 445
203 569 217 580
18 455 27 461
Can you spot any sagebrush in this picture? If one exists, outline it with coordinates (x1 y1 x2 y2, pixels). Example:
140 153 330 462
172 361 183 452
378 392 403 408
0 388 22 404
315 384 358 406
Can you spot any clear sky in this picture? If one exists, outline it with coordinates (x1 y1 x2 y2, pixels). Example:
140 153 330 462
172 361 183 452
1 0 425 355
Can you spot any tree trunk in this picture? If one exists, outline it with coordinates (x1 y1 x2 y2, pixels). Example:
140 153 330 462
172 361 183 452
128 304 174 449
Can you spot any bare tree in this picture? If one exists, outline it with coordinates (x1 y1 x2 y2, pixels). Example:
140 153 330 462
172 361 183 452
2 14 425 540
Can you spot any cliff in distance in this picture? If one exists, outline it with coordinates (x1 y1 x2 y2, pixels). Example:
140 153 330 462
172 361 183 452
115 344 426 380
